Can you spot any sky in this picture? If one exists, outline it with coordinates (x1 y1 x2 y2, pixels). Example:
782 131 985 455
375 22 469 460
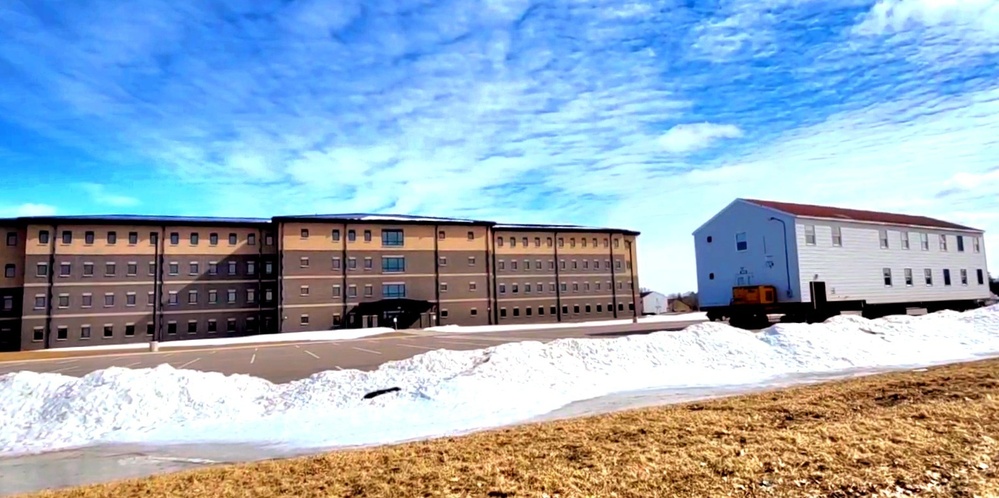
1 0 997 294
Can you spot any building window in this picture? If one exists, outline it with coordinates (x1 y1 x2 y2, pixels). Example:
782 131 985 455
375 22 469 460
300 257 310 268
4 232 16 246
148 262 155 276
209 290 218 304
1 296 11 311
924 269 933 285
103 325 113 338
547 237 553 247
364 257 373 270
499 260 505 270
348 285 357 297
943 269 952 286
512 261 519 270
81 294 92 308
882 268 892 286
148 292 154 305
300 285 310 296
188 290 198 304
332 285 341 297
81 325 91 339
265 261 274 275
106 231 117 245
904 268 913 286
301 228 309 238
265 289 273 302
438 256 448 266
32 327 43 342
300 314 311 326
58 262 70 277
188 233 198 245
207 262 218 275
127 263 137 276
879 230 888 249
364 284 373 296
170 232 179 245
187 321 198 334
227 319 236 332
348 229 356 242
496 237 504 247
247 289 256 303
332 229 340 241
127 231 138 245
363 230 372 242
977 269 985 285
247 260 256 275
469 281 477 291
470 308 478 316
150 232 158 245
126 293 137 306
248 234 256 246
500 308 507 317
105 262 116 276
3 264 14 278
189 262 200 275
57 294 69 308
332 257 341 270
510 237 517 247
210 233 219 245
735 232 747 251
229 233 238 245
168 262 179 275
382 257 405 273
939 234 948 251
468 256 476 266
957 235 965 252
227 289 237 303
147 323 154 335
804 225 816 245
383 283 406 299
440 283 449 293
919 232 928 250
499 283 506 294
960 269 968 285
468 231 475 240
228 261 237 275
167 292 177 305
208 320 217 333
348 257 356 269
381 229 404 246
900 232 910 250
265 234 274 246
125 324 135 337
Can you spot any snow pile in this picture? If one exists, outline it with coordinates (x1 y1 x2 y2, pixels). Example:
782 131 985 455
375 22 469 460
49 327 397 352
425 312 708 333
1 306 998 456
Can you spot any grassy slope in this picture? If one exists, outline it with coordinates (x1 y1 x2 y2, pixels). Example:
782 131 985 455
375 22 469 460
23 358 999 498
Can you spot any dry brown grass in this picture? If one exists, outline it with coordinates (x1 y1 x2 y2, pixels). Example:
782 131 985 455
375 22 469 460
23 358 999 498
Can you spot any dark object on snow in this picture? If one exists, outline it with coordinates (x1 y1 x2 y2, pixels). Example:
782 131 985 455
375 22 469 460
363 387 401 400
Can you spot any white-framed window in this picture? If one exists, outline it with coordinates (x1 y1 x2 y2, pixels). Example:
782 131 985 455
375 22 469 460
920 232 929 250
939 234 948 251
831 226 842 247
804 225 816 245
904 268 913 286
924 268 933 286
735 232 747 251
960 269 968 285
882 268 892 286
973 237 981 253
900 232 910 250
879 230 889 249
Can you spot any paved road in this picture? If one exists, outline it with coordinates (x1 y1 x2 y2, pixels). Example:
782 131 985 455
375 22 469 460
0 319 705 383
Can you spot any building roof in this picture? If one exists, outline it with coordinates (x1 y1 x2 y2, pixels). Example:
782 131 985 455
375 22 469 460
494 223 641 236
742 199 982 232
12 214 271 227
271 213 488 225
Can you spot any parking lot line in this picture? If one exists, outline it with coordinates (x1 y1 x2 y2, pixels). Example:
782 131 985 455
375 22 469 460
303 350 320 359
351 346 382 355
177 358 201 369
396 343 438 351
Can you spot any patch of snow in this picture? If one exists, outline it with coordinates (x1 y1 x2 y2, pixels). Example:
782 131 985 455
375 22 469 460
426 312 707 333
0 306 997 456
45 328 397 353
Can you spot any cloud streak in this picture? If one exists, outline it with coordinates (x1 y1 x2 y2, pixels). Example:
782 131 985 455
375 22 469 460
0 0 998 292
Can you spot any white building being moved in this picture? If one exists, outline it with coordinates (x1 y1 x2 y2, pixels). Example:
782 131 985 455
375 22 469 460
693 198 990 326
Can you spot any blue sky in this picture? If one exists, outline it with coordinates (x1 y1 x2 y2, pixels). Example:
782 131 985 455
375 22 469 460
1 0 998 293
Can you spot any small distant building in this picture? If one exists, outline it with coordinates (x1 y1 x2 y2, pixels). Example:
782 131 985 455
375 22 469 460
641 290 668 315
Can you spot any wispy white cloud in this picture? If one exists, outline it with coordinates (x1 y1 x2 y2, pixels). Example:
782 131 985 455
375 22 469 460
78 183 140 208
0 203 58 218
658 123 745 154
1 0 998 293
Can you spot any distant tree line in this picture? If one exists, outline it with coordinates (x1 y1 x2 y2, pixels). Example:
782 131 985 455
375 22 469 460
668 291 699 311
991 273 998 296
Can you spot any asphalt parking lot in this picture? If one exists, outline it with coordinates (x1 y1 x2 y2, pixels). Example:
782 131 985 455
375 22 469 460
0 318 706 383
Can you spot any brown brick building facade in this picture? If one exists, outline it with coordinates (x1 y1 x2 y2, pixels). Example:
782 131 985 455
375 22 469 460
1 214 640 351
